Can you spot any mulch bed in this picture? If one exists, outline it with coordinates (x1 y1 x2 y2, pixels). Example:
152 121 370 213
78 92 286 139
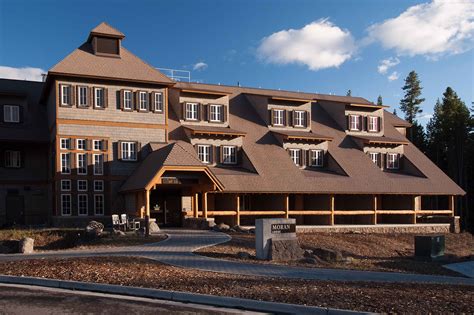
0 256 472 313
197 232 474 276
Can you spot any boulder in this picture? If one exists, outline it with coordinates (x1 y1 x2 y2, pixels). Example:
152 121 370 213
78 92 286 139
183 217 215 230
304 249 314 257
213 222 230 232
313 247 344 262
233 225 250 234
237 251 251 259
113 229 126 236
303 257 319 265
19 238 34 254
85 221 104 237
149 221 160 233
269 239 304 261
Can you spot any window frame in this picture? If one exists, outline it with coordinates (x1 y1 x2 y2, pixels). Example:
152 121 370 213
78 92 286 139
4 150 21 168
93 139 103 151
76 153 88 175
94 87 105 108
310 149 324 167
93 154 104 175
60 153 71 174
369 152 380 166
294 110 305 127
77 86 88 107
76 139 86 150
61 194 72 216
60 138 71 150
349 114 361 131
222 146 237 165
77 179 88 192
289 148 301 166
386 153 400 170
3 105 20 123
120 142 137 161
60 179 71 192
94 180 104 192
123 90 133 110
273 109 284 126
78 194 88 216
139 91 148 111
197 145 211 164
185 102 199 121
154 92 163 112
61 85 71 106
94 194 105 216
209 104 223 122
368 116 379 132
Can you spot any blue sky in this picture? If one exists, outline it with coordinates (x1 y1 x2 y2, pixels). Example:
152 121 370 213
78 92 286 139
0 0 472 125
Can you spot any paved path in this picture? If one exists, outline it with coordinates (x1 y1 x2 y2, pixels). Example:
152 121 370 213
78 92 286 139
1 229 474 286
444 261 474 278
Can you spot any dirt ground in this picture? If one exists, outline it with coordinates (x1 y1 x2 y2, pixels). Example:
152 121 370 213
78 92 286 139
197 232 474 276
0 229 166 251
0 257 472 313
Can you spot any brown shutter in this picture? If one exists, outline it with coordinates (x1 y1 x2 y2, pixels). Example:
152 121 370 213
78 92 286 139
381 153 386 169
346 115 350 130
150 92 154 112
70 85 75 106
102 140 108 152
377 153 381 168
237 147 242 165
378 117 382 132
103 88 108 108
209 145 214 164
202 104 208 122
288 110 294 127
397 153 402 169
222 105 227 122
363 116 368 131
89 87 93 108
323 151 327 168
304 111 309 128
358 115 363 131
213 145 218 164
135 92 139 111
182 102 186 120
269 109 274 126
301 149 307 167
282 110 287 126
137 142 142 161
70 138 75 150
197 103 202 121
117 141 122 160
119 90 124 110
219 146 224 164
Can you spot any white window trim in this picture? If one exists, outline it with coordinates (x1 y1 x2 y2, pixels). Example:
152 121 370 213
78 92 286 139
369 152 379 166
93 154 104 175
76 153 88 175
349 115 361 131
76 139 86 150
289 149 301 166
60 138 70 150
78 86 88 107
310 149 324 167
4 150 21 168
121 142 137 161
123 90 133 110
197 145 211 164
78 194 88 216
154 92 163 112
368 116 379 132
139 91 148 111
185 102 199 121
60 179 71 192
61 194 72 216
210 104 223 122
94 87 104 108
386 153 400 170
77 179 88 192
60 153 71 174
94 180 104 192
93 140 103 151
61 85 71 106
94 194 105 216
294 111 305 127
222 146 237 165
3 105 20 123
273 109 284 126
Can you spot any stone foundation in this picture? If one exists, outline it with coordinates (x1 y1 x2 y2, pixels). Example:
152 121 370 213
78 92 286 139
183 217 215 230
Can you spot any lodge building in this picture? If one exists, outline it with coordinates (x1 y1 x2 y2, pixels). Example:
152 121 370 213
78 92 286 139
0 23 465 228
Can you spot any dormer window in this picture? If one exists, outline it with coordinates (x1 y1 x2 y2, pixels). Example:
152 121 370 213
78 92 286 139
61 85 72 106
309 149 324 167
289 149 301 166
210 104 223 122
369 152 380 167
387 153 400 169
349 114 361 131
368 116 379 132
273 109 284 126
222 146 237 165
185 102 199 121
197 145 211 164
294 111 306 127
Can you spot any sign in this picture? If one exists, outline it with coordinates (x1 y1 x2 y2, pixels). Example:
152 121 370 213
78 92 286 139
271 223 296 234
161 177 181 184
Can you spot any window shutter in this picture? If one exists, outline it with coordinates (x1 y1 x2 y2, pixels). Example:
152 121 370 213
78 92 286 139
358 116 363 131
197 103 202 121
222 105 227 122
0 150 4 167
181 103 186 120
19 106 24 123
85 87 90 107
134 92 139 111
102 140 108 152
288 110 293 127
1 105 4 123
20 150 25 168
209 145 214 164
237 147 242 164
378 117 382 132
120 90 124 110
202 104 208 122
89 87 93 108
103 88 108 108
304 111 309 128
377 153 382 168
346 115 350 130
363 116 368 131
381 153 387 169
323 151 327 168
213 145 219 164
397 153 402 169
219 146 224 164
70 86 75 106
117 141 122 160
301 149 306 167
269 109 274 126
149 92 154 112
70 138 75 150
137 142 142 161
282 110 287 126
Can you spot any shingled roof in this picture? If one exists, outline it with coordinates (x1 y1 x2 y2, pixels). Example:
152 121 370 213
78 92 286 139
89 22 125 39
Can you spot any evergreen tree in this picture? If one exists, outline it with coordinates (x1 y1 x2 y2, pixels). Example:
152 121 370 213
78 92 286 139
400 71 425 123
346 89 352 96
377 95 383 106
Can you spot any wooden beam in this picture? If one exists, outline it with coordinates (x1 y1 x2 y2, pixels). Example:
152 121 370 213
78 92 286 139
194 193 199 218
240 211 286 216
449 195 455 216
333 210 375 215
373 195 378 225
288 210 332 215
416 210 452 215
285 194 289 219
236 195 241 226
330 195 335 225
207 211 237 216
413 195 421 224
376 210 416 214
145 189 150 218
203 192 208 219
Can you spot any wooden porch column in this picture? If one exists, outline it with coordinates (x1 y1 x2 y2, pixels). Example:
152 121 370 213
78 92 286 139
373 195 378 225
330 194 335 225
145 189 150 217
194 193 199 218
449 195 455 216
203 192 208 219
413 195 421 224
285 194 289 219
236 195 241 226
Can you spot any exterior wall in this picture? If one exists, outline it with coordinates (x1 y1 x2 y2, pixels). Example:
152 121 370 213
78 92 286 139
318 100 346 130
395 127 407 136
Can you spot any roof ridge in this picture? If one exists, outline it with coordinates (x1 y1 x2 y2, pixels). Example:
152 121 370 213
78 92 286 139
120 46 172 83
90 22 125 37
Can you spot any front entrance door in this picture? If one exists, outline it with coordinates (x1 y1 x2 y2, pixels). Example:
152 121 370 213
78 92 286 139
150 189 182 227
6 194 24 226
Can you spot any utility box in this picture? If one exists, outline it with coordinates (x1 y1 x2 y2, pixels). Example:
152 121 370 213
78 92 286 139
415 235 445 260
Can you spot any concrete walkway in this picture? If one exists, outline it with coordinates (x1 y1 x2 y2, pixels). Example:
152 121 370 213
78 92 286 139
444 261 474 278
1 229 473 286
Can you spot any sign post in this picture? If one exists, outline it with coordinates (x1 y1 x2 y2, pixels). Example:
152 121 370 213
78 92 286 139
255 218 297 260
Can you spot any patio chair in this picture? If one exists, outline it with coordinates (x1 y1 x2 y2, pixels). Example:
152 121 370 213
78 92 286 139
120 214 128 231
128 216 140 231
112 214 126 231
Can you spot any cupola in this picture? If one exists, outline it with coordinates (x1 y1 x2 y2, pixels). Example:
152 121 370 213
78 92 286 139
87 22 125 57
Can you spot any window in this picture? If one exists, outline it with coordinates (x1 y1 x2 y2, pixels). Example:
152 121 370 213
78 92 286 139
368 116 379 132
94 88 105 108
60 138 71 150
349 115 361 131
139 91 148 111
78 180 88 191
197 145 211 163
3 105 20 123
76 139 86 150
154 92 163 112
61 194 72 216
210 104 223 122
121 142 137 161
310 149 324 167
294 111 305 127
94 180 104 192
78 86 88 107
93 140 104 151
369 152 380 166
61 180 71 191
289 149 301 166
93 154 104 175
60 153 71 174
78 194 88 216
61 85 71 105
4 150 21 168
185 102 199 120
273 109 284 126
77 153 87 175
387 153 400 170
94 195 104 215
123 90 133 110
222 146 237 165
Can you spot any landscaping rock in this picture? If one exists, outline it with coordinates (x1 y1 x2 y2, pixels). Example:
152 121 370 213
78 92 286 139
113 229 126 236
269 239 304 261
213 223 230 232
233 225 250 233
85 221 104 237
304 249 314 257
183 217 215 230
149 221 160 233
343 256 354 264
19 238 34 254
303 257 319 265
313 247 344 262
237 251 251 259
248 228 255 234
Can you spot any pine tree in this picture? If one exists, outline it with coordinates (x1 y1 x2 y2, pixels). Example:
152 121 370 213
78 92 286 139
400 71 425 123
346 90 352 96
377 95 383 106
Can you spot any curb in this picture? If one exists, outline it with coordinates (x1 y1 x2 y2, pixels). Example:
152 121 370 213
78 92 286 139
0 275 373 315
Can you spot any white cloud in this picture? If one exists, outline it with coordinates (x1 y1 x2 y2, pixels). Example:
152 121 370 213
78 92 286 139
367 0 474 58
0 66 45 81
388 71 399 81
193 62 208 71
257 19 356 71
377 57 400 74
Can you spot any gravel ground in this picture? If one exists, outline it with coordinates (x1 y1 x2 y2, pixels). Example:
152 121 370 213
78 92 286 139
197 232 474 276
0 257 472 313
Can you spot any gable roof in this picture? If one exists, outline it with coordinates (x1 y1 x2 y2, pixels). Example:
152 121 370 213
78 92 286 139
89 22 125 39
